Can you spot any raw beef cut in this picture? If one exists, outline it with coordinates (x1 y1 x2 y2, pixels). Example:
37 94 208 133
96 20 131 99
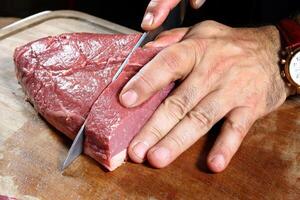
84 48 173 171
14 33 173 171
14 33 140 139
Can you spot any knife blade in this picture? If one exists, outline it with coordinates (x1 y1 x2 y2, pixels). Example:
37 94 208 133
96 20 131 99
62 120 86 170
62 0 187 170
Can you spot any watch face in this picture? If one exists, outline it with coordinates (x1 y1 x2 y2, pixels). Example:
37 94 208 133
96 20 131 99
289 50 300 86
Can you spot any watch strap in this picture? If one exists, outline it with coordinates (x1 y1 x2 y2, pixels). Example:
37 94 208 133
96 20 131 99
277 19 300 50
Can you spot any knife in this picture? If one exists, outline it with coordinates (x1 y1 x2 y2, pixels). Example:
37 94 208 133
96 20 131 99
62 0 187 170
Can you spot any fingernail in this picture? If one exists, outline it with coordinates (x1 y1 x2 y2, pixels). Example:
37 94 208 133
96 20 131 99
132 142 149 160
142 12 154 27
121 89 138 107
210 154 225 171
152 147 170 162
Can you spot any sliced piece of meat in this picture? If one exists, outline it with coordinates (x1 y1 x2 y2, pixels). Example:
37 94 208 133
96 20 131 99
84 48 174 171
14 33 140 138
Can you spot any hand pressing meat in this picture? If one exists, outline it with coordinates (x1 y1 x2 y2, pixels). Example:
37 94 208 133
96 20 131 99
120 0 296 173
84 48 173 171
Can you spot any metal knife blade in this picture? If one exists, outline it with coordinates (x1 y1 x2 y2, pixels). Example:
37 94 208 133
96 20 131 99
62 120 86 170
62 0 187 170
112 32 148 81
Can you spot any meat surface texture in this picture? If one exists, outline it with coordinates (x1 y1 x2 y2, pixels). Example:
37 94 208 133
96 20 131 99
14 33 173 171
14 33 140 139
84 48 173 171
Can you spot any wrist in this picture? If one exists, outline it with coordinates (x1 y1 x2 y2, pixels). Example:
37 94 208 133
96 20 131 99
261 25 295 97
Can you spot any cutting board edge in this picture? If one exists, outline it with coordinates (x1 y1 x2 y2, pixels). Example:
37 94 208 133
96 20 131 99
0 10 139 40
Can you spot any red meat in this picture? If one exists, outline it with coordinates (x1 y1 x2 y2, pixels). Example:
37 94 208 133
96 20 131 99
14 33 173 170
84 48 173 171
14 33 140 138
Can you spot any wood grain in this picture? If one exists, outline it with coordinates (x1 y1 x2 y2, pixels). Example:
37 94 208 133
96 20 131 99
0 10 299 200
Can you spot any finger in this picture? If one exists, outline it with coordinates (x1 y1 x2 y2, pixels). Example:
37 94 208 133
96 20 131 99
190 0 206 9
128 71 211 163
145 27 189 48
146 89 234 168
120 39 202 107
141 0 182 30
207 107 256 173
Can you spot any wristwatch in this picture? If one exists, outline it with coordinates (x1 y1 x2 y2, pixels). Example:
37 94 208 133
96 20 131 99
277 19 300 94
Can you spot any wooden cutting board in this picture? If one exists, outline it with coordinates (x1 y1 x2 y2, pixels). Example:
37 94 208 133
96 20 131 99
0 10 299 200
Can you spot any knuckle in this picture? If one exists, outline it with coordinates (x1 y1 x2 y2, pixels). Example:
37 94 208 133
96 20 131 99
167 134 186 150
223 41 244 55
193 20 230 37
148 125 165 141
154 42 196 79
136 71 156 92
187 108 213 128
176 39 207 66
225 119 247 140
200 20 223 31
163 96 189 121
188 38 207 55
158 47 183 76
218 146 232 160
199 20 220 27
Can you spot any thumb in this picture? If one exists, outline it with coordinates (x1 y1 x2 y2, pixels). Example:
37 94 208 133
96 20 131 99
119 40 198 108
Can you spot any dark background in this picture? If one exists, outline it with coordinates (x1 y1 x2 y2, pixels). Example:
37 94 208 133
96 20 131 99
0 0 299 30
